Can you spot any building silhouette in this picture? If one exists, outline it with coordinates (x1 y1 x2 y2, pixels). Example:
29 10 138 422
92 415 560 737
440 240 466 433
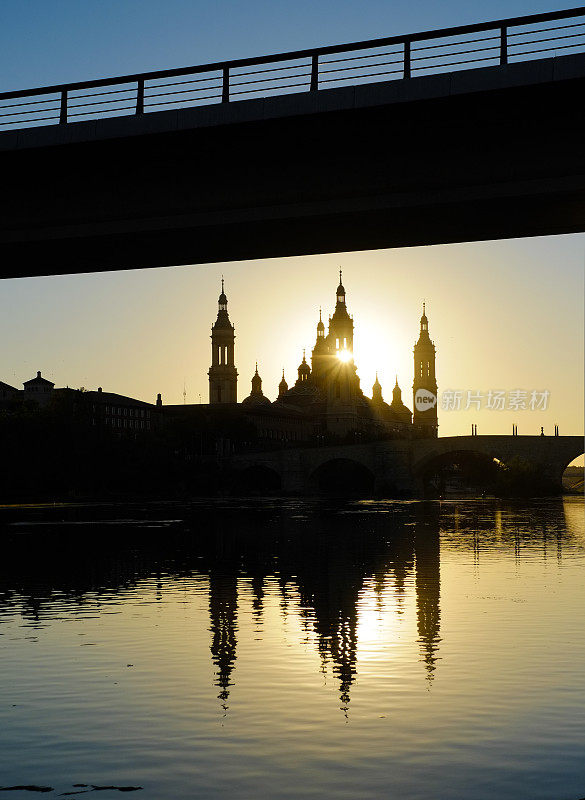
0 370 159 436
413 303 438 437
208 278 238 405
23 370 55 406
196 273 438 442
0 273 439 452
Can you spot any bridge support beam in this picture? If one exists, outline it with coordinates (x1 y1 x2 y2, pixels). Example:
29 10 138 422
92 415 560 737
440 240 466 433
4 55 585 277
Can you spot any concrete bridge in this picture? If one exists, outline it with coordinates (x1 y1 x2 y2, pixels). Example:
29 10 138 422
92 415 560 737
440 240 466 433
228 435 584 495
3 9 585 277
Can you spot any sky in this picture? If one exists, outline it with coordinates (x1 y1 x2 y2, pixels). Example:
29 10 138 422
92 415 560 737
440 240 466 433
0 0 581 93
0 1 583 451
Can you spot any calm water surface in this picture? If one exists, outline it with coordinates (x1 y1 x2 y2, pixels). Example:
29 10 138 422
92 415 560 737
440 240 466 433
0 498 583 800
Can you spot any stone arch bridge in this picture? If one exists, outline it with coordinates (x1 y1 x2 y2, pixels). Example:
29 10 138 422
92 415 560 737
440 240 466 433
229 435 583 495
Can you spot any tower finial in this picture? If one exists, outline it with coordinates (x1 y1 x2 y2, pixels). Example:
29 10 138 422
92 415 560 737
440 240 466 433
319 306 322 321
339 268 342 284
303 347 306 361
423 300 426 315
222 275 225 293
395 374 399 386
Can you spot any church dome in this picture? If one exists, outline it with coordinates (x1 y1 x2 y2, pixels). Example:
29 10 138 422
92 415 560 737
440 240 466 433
282 380 322 409
242 393 271 407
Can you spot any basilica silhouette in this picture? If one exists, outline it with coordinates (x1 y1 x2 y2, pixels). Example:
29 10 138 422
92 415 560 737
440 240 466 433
207 272 438 441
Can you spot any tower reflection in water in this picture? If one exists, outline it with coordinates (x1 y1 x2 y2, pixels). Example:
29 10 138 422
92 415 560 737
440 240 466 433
201 503 441 711
0 500 576 715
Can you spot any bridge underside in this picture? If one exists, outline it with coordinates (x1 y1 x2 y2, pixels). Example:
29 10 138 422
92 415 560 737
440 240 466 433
3 54 585 278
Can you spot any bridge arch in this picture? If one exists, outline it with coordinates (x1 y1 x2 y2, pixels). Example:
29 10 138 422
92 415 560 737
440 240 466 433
309 458 375 496
560 453 584 493
414 448 503 497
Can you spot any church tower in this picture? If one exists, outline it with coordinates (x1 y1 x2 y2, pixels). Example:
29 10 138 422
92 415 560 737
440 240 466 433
413 303 438 437
208 279 238 404
325 271 361 405
311 308 329 388
327 270 354 357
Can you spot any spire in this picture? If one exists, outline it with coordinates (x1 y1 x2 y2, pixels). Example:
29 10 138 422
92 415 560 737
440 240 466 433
316 307 325 340
419 300 429 335
336 270 346 305
251 363 262 394
372 372 383 403
392 376 402 404
278 368 288 399
217 277 228 315
298 350 311 382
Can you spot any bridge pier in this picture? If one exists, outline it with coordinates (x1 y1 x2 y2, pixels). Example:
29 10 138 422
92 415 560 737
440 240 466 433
371 443 417 497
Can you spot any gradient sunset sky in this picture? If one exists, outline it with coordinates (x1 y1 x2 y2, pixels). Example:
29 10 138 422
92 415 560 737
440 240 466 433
0 1 583 448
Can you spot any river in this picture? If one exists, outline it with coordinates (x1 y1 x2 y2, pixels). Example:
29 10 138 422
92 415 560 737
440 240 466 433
0 497 583 799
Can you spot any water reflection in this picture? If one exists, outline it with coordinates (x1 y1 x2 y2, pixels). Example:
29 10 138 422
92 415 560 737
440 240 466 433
415 521 441 683
0 499 580 717
209 566 238 710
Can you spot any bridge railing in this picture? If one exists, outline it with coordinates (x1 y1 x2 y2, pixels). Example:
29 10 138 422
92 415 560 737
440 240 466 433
2 7 585 131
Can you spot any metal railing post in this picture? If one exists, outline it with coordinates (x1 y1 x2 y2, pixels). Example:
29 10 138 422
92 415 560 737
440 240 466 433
404 40 411 79
500 26 508 65
4 7 585 132
310 54 319 91
59 90 68 124
222 67 230 102
136 78 144 114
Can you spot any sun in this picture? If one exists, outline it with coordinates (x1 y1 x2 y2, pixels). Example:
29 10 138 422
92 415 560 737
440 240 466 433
337 349 352 363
